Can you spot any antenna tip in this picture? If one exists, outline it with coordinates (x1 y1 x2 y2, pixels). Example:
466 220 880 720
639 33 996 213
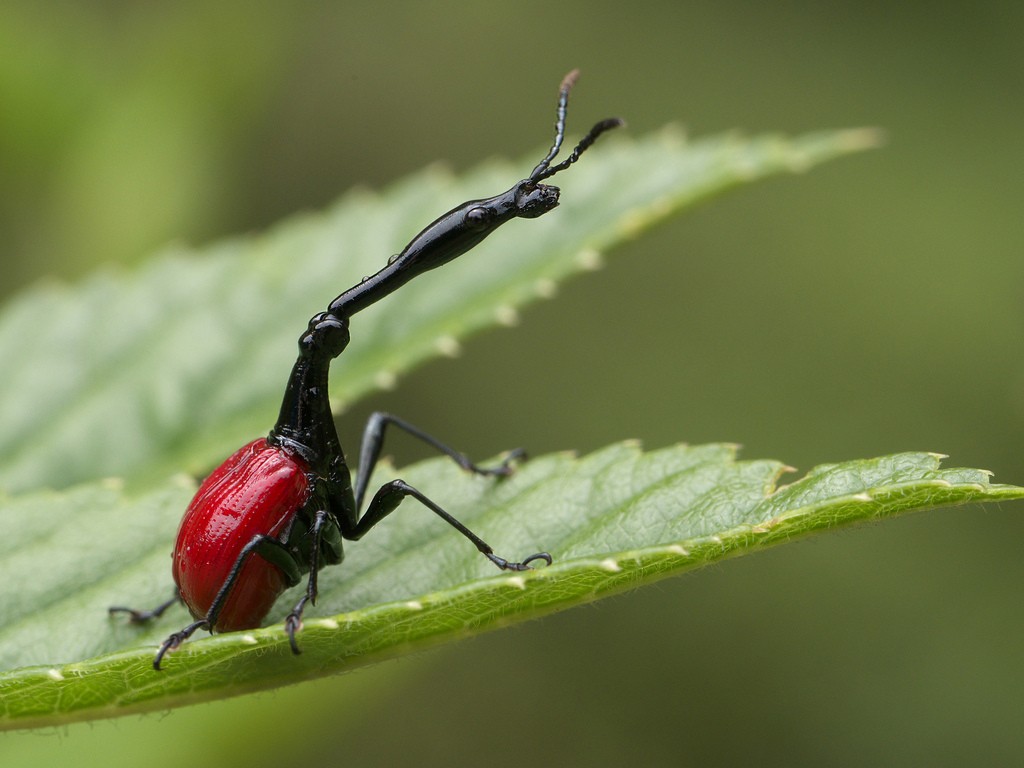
591 117 627 137
560 69 581 93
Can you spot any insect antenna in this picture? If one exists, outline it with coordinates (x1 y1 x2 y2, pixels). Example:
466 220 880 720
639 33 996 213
531 117 624 182
529 69 579 180
529 69 624 183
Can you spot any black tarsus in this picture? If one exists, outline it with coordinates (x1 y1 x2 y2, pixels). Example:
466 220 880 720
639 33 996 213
109 591 181 624
153 620 208 670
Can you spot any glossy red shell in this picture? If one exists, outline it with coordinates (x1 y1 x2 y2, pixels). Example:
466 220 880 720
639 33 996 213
172 438 310 632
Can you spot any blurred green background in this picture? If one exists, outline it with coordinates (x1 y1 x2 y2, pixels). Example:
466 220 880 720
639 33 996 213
2 1 1022 765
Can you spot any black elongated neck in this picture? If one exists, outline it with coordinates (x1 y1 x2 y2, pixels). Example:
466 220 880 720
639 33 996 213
327 252 426 320
269 313 350 468
270 357 342 469
327 187 524 319
266 70 622 470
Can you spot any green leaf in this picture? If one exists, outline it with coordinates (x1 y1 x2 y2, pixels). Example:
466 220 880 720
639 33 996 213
0 446 1019 729
2 126 947 729
0 127 880 493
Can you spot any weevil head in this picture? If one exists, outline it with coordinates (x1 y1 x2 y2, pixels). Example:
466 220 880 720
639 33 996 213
329 74 623 318
458 180 559 232
511 180 560 219
376 182 556 280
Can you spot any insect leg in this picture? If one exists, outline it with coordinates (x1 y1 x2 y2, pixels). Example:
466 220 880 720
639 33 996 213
154 535 302 670
343 478 551 571
354 411 524 510
284 508 334 654
109 589 182 624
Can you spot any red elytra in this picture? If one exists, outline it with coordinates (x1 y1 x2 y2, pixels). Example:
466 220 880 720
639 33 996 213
172 439 310 632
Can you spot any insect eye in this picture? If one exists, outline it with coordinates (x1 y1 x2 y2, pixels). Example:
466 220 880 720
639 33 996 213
465 206 491 230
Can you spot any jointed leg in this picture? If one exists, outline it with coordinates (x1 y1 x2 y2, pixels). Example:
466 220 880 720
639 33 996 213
284 509 332 654
154 534 302 670
109 589 181 624
346 478 551 571
354 411 524 509
153 619 210 670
